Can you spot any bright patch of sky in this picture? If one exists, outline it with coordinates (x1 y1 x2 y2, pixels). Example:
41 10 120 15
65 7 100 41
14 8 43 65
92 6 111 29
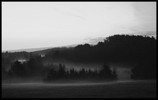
2 2 156 51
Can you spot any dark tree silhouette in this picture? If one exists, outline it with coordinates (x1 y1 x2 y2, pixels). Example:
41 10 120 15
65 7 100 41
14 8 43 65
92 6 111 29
131 60 156 80
8 60 27 77
99 64 114 79
44 63 117 82
112 68 117 79
26 56 44 76
46 34 156 64
58 64 66 78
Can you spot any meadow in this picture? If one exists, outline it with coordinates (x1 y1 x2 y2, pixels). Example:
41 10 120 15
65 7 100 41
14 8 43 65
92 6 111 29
2 80 156 98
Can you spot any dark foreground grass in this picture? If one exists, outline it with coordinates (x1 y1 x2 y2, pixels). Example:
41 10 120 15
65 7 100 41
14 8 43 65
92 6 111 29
2 80 156 98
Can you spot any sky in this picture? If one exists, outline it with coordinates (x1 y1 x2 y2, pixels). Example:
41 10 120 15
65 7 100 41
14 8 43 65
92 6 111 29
2 2 156 51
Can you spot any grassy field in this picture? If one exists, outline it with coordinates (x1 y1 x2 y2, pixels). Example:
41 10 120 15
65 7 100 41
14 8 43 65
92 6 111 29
2 80 156 98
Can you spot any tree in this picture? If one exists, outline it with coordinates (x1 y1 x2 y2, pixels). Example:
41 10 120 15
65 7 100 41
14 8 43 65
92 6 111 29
131 61 156 80
99 64 114 79
112 68 117 79
79 68 86 79
9 60 27 77
26 56 44 76
58 64 66 78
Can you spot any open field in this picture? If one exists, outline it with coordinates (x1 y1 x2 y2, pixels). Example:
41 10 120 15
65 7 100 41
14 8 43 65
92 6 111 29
2 80 156 98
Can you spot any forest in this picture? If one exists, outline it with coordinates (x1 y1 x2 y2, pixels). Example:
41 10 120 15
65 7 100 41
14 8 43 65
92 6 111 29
2 34 156 81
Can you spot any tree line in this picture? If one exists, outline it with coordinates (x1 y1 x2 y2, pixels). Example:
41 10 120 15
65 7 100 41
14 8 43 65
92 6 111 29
7 58 117 81
47 35 156 63
8 55 44 77
43 63 117 82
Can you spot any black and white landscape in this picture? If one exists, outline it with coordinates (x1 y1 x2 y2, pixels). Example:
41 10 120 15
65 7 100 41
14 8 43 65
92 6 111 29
2 2 156 98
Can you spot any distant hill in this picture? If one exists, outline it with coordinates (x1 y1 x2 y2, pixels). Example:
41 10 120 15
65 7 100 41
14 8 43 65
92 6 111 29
31 46 74 55
2 34 156 62
2 44 77 53
2 47 53 53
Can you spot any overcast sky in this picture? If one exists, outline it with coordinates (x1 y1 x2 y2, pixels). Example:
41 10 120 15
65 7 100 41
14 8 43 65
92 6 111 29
2 2 156 51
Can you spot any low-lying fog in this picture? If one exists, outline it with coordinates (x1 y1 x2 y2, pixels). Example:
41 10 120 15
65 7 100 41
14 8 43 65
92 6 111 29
3 59 136 85
3 80 143 88
43 60 135 80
